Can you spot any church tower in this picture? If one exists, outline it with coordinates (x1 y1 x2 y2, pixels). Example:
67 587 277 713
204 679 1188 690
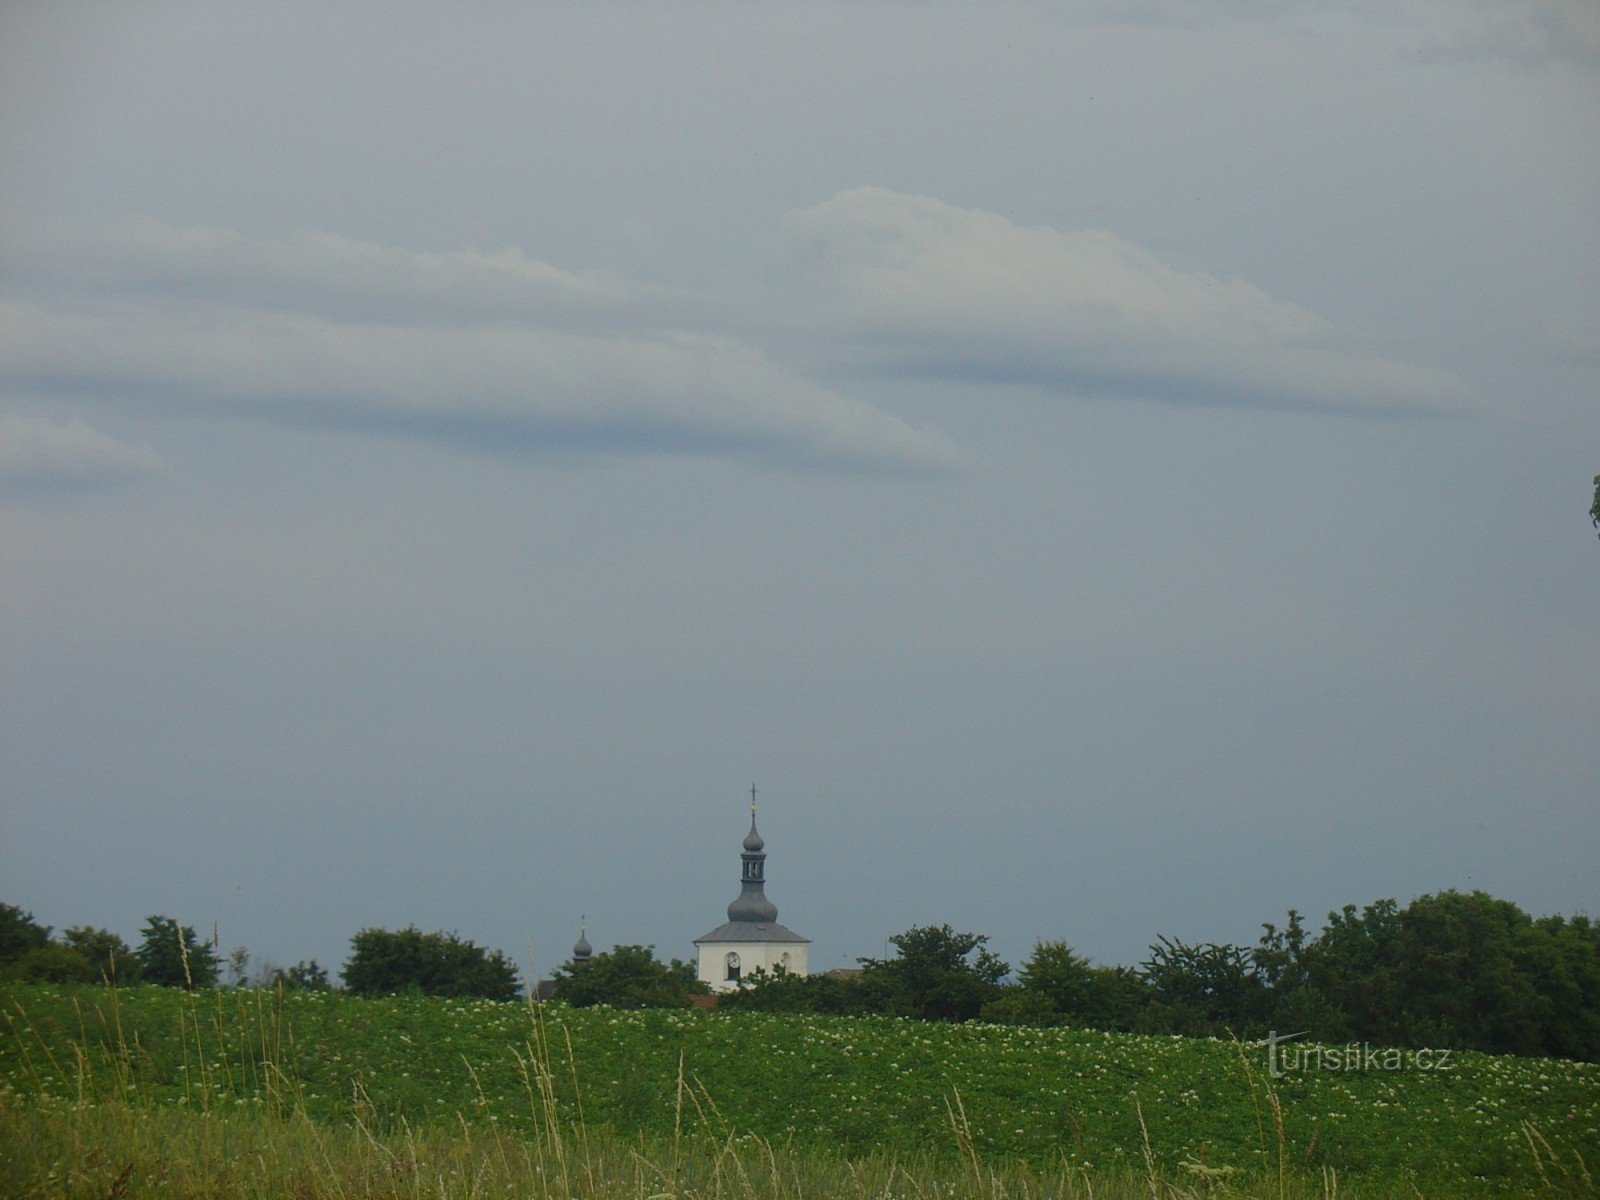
694 789 810 992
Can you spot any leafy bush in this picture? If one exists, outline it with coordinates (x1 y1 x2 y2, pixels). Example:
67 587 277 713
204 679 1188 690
551 944 703 1008
342 926 521 1001
0 903 52 967
857 925 1009 1021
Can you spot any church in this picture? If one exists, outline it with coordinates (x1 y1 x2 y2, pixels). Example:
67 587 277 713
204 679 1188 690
692 794 810 992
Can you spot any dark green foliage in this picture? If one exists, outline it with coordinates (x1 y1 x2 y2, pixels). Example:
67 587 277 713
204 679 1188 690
1018 940 1094 1014
1253 909 1311 991
977 987 1059 1025
1015 941 1150 1030
1591 473 1599 538
719 968 874 1015
1307 891 1600 1060
990 895 1600 1061
3 943 98 983
135 915 220 989
1530 913 1600 1058
1306 898 1403 1041
1079 892 1600 1059
62 927 141 984
3 909 141 984
1141 936 1267 1032
341 927 521 1001
551 944 703 1008
1078 964 1152 1030
0 905 82 984
857 924 1009 1021
274 959 333 991
0 903 52 965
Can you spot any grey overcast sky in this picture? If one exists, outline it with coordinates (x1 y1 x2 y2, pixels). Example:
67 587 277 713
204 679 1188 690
2 1 1597 982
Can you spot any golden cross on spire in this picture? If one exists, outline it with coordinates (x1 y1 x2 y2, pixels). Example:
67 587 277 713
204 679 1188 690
750 783 757 813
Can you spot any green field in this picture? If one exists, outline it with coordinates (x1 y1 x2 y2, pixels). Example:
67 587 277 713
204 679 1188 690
3 983 1596 1198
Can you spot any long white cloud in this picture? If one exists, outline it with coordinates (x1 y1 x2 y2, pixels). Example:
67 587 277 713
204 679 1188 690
0 215 684 332
0 217 959 473
782 187 1475 416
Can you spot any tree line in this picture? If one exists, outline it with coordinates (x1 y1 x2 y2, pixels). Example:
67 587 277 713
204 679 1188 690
4 889 1595 1061
553 891 1600 1063
720 891 1600 1062
0 907 513 1001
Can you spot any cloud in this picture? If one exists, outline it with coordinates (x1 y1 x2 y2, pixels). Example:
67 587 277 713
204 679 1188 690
0 215 686 333
0 415 163 496
782 188 1475 417
0 217 959 474
1413 2 1600 73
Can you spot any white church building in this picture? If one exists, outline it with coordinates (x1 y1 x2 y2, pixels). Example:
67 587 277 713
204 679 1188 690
693 798 810 992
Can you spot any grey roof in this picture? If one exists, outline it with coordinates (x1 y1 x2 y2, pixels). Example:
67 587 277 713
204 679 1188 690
727 879 779 923
694 921 811 945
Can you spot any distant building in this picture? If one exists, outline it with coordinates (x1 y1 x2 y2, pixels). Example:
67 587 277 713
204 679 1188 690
694 797 810 992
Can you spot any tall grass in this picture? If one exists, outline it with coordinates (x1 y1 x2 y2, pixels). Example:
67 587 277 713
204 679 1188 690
2 982 1593 1200
3 1087 1434 1200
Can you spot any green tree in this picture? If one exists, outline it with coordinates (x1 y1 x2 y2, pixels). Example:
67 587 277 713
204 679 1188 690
3 944 97 983
341 927 521 1001
719 968 870 1015
1253 909 1345 1039
281 959 333 991
1389 891 1535 1051
1141 936 1267 1034
226 946 252 988
1591 474 1600 539
2 908 132 984
1526 914 1600 1060
1306 898 1404 1042
1018 940 1096 1018
858 925 1009 1021
1080 964 1152 1030
136 915 219 989
551 944 704 1008
1254 910 1311 991
62 926 141 984
978 986 1060 1025
1303 891 1599 1058
0 903 52 965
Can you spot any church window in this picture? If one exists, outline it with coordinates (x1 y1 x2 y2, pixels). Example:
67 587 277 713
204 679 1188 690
725 952 741 982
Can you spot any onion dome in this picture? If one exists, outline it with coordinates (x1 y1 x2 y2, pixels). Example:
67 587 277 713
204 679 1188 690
572 925 592 961
727 881 779 923
727 798 779 922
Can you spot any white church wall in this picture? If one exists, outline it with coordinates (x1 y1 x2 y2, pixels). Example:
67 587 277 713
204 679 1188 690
696 940 809 993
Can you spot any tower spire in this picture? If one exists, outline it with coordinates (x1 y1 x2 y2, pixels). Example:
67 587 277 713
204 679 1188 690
693 788 811 992
727 788 777 923
572 915 592 961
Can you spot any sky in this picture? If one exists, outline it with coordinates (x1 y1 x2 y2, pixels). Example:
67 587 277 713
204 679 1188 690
1 1 1597 984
